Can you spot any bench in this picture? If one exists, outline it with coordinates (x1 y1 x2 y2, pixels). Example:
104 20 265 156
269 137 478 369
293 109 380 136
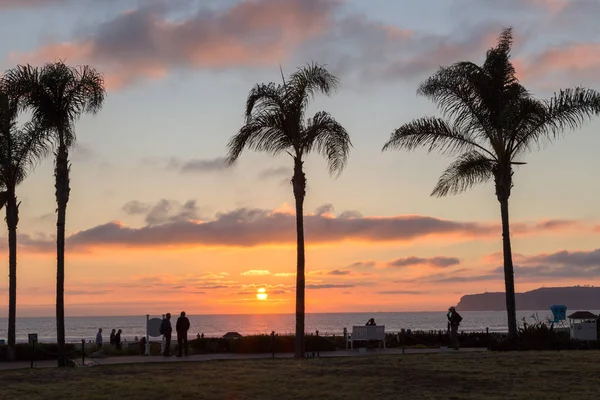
348 325 386 349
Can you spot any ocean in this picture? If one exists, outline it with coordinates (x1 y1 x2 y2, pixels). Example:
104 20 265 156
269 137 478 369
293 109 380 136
0 310 578 343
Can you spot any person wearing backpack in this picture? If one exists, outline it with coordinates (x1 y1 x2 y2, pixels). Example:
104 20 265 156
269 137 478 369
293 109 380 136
447 306 463 350
160 313 173 357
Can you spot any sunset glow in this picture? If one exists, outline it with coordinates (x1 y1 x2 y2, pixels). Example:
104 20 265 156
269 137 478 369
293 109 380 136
256 288 268 301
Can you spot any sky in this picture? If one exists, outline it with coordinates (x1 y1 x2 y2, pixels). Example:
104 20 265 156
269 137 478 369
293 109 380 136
0 0 600 317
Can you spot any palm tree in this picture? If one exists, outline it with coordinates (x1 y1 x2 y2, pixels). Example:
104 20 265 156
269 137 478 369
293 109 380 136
5 62 105 366
382 28 600 342
226 63 351 358
0 85 50 362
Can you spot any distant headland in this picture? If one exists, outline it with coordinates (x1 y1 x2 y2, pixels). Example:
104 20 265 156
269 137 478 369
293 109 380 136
456 286 600 311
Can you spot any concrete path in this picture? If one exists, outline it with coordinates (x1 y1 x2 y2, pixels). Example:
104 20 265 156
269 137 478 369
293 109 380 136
0 347 487 371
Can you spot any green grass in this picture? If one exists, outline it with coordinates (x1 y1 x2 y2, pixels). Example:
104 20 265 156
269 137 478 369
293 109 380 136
2 351 600 399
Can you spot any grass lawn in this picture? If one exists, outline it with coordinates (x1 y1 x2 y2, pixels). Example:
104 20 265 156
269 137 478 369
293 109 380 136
2 351 600 399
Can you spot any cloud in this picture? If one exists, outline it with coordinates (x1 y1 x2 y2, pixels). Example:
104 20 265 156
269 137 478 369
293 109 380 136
0 0 123 9
71 142 96 162
347 261 376 269
257 167 291 180
387 256 460 268
498 248 600 279
168 157 232 174
240 270 270 276
518 43 600 84
377 290 425 295
122 201 150 215
0 0 67 8
122 199 201 226
10 0 338 89
273 272 295 277
327 269 351 276
12 204 586 253
66 289 114 296
306 284 354 289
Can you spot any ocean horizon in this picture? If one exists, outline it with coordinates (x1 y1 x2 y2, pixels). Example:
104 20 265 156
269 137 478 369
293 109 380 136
0 310 579 343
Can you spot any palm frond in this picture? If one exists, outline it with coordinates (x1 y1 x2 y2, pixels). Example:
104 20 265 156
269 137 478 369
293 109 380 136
418 62 493 138
431 151 495 197
226 112 290 164
4 62 106 148
302 111 352 176
511 87 600 156
285 63 339 122
382 116 496 159
245 83 284 121
287 62 339 100
11 122 52 184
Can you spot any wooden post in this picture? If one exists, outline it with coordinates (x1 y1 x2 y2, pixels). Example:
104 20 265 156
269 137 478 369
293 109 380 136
343 327 348 350
486 327 490 351
81 339 85 365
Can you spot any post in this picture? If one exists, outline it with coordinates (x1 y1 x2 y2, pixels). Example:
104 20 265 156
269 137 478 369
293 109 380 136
486 327 490 351
343 327 348 350
401 329 405 354
145 315 150 356
316 331 320 358
81 339 85 365
31 341 35 369
271 331 275 359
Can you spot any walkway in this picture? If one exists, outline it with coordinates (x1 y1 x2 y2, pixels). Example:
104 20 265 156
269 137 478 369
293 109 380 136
0 347 487 371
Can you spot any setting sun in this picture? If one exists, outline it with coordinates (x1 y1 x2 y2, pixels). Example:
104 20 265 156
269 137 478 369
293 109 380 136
256 288 268 301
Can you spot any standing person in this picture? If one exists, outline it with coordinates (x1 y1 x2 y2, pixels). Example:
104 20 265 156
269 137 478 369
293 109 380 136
96 328 103 350
109 328 116 347
115 329 122 351
447 306 463 350
160 313 173 357
176 311 191 357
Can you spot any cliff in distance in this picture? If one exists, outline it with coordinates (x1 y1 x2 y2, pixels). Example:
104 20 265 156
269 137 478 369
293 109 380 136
456 286 600 311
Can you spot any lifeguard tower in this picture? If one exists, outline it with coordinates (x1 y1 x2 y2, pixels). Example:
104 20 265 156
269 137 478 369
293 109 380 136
549 305 568 329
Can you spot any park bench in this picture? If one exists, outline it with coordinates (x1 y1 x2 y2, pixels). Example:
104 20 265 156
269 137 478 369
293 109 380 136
348 325 386 349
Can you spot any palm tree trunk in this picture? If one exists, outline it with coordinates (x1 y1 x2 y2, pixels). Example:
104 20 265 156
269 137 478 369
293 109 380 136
499 197 518 341
292 157 306 359
6 189 18 362
55 144 70 367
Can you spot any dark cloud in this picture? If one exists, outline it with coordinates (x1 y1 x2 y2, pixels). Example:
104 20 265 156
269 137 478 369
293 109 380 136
122 199 200 226
122 200 150 215
377 290 425 295
347 261 376 269
490 248 600 279
387 256 460 268
327 269 351 276
167 157 232 173
16 0 338 89
71 142 96 162
257 167 291 180
8 204 581 253
315 203 335 216
66 289 113 296
306 284 355 289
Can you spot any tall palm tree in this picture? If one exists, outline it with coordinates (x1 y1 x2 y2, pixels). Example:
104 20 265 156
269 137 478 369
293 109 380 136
382 28 600 342
5 62 105 366
0 85 50 362
226 63 351 358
